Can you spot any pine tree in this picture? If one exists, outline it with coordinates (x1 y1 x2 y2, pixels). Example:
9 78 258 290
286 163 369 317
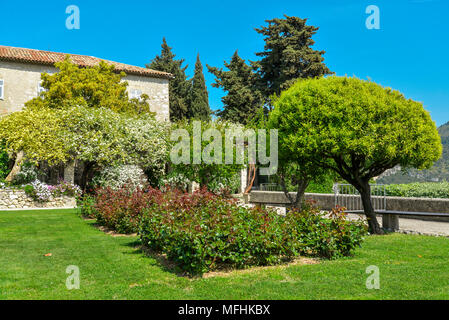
189 54 210 121
147 38 190 121
207 51 263 125
252 15 333 102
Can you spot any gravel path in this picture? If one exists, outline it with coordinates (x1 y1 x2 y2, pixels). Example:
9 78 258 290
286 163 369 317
347 213 449 237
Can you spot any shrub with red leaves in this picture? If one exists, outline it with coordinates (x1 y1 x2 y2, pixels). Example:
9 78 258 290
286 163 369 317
90 186 367 275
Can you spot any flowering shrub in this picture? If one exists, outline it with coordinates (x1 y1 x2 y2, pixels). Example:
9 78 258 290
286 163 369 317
158 172 190 192
52 180 82 197
13 162 38 185
25 180 52 202
24 180 81 202
91 165 148 191
92 187 368 275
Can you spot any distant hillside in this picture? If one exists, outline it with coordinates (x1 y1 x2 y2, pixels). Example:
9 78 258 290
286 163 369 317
378 121 449 184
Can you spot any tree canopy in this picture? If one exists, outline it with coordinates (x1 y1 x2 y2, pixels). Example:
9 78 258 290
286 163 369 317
207 51 263 125
269 76 442 234
27 56 151 115
252 15 333 102
189 54 211 121
147 38 191 121
208 15 333 124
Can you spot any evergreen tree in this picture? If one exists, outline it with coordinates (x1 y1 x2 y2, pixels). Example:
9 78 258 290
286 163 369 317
147 38 190 121
252 15 333 103
207 51 263 125
189 54 210 121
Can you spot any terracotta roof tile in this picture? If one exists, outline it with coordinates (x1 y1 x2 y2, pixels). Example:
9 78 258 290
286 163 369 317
0 45 173 79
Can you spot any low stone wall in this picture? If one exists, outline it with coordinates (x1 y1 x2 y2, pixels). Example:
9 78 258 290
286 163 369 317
0 188 76 210
249 191 449 221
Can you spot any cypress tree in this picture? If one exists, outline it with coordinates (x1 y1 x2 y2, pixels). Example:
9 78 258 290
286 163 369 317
147 38 190 121
189 54 210 121
252 15 333 103
207 51 263 125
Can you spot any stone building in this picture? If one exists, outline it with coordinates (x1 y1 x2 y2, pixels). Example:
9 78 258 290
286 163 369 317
0 45 172 121
0 45 172 185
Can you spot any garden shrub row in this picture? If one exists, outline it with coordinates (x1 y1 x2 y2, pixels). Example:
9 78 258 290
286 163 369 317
82 187 368 275
385 182 449 199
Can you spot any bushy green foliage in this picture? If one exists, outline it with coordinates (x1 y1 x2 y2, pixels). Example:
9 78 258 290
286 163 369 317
27 56 151 115
385 182 449 199
91 165 148 190
284 205 367 258
270 76 442 176
0 142 10 180
78 194 97 218
189 55 210 120
0 105 169 172
169 119 243 192
207 51 263 125
270 76 442 233
92 187 367 275
379 122 449 184
305 174 336 194
12 162 38 185
253 15 333 101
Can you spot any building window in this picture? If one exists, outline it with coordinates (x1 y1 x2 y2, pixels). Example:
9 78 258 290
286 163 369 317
0 79 4 100
130 89 142 100
37 83 47 95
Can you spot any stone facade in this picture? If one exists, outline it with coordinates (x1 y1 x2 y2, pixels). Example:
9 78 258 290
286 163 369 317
125 74 169 121
0 60 170 121
0 188 76 210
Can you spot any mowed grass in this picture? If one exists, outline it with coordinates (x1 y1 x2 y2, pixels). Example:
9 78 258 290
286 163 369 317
0 209 449 300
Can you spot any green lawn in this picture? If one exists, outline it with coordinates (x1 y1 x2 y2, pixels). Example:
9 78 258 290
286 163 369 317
1 209 448 300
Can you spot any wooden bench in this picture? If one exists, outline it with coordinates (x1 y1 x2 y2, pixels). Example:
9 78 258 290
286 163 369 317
346 210 449 231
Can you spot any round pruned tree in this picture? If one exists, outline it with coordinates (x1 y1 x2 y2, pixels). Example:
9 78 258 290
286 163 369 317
269 76 442 234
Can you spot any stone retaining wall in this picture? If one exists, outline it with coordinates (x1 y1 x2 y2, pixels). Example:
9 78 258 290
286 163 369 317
0 188 76 210
249 191 449 221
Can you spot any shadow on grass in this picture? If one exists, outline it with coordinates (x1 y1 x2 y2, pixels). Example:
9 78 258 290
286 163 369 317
121 240 194 278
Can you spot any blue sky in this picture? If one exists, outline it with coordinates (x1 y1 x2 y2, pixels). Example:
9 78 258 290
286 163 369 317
2 0 448 125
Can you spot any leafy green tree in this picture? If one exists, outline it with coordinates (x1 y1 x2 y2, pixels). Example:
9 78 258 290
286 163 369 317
269 76 442 234
0 106 170 189
207 51 263 125
248 108 329 209
147 38 191 121
169 119 242 191
0 141 11 180
27 56 150 115
252 15 333 104
189 54 210 121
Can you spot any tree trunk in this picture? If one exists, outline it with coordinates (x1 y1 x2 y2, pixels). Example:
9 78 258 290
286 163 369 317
80 161 95 192
5 151 24 183
279 173 309 211
358 182 384 234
